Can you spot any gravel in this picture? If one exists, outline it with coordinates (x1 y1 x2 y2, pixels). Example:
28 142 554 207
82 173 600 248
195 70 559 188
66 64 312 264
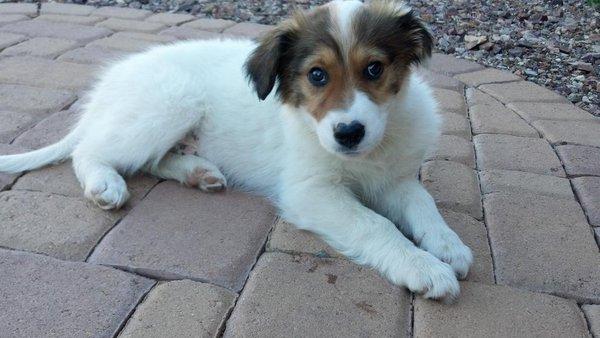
6 0 600 115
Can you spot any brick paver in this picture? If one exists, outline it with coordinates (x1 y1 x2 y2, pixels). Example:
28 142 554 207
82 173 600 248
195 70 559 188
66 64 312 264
0 249 154 337
89 181 275 291
0 5 598 336
224 252 411 337
120 280 237 338
474 134 565 177
414 282 590 338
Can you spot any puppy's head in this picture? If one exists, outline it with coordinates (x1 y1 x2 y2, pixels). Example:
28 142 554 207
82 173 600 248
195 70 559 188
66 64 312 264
245 0 432 158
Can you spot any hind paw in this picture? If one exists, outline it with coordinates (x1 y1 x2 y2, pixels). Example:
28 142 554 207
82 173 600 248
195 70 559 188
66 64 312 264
186 167 227 193
85 174 130 210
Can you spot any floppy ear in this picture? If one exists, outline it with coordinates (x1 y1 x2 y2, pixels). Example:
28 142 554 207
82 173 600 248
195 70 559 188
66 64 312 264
395 10 433 65
244 27 293 101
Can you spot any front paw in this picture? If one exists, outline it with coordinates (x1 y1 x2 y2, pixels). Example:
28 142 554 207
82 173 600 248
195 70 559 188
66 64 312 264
391 251 460 303
420 231 473 280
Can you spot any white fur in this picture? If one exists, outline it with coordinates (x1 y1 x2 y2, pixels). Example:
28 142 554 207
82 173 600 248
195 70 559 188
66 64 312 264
0 0 472 301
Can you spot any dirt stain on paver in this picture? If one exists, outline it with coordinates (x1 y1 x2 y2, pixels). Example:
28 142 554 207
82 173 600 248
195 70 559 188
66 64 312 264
326 273 337 284
355 301 378 315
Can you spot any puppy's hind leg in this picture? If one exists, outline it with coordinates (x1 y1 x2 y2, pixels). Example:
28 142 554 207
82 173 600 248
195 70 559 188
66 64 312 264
73 156 130 210
145 153 227 192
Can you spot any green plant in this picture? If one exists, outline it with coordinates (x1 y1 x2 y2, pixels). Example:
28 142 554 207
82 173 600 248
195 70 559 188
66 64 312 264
588 0 600 6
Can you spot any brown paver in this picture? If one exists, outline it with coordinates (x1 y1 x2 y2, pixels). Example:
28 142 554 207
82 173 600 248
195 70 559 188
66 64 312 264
467 88 539 137
439 209 494 283
0 110 36 143
455 68 521 87
484 192 600 303
556 145 600 177
0 14 29 26
1 37 79 58
0 57 97 91
88 34 167 52
507 102 596 122
426 134 475 168
182 18 237 32
479 81 568 104
0 189 122 260
0 248 155 337
13 109 77 149
583 305 600 338
97 17 166 33
421 160 483 219
40 2 96 16
571 177 600 227
434 88 467 114
0 31 26 49
224 252 410 337
0 84 76 115
533 120 600 147
414 282 590 338
266 219 343 258
35 14 106 26
223 22 273 38
0 3 37 16
159 26 222 40
58 45 129 64
418 67 464 92
428 53 485 75
0 20 112 43
88 181 275 291
120 280 236 338
479 169 574 200
145 12 196 26
473 134 565 177
0 143 28 190
440 111 471 139
91 6 152 20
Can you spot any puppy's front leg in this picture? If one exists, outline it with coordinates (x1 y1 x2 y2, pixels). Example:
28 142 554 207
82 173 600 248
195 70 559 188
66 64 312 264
373 179 473 279
280 181 460 301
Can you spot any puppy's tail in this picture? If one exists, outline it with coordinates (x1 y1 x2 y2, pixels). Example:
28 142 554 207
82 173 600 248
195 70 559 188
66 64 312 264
0 127 82 174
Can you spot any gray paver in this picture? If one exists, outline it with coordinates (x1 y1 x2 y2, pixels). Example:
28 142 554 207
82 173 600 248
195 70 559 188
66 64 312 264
0 143 28 190
421 160 483 219
533 120 600 147
572 177 600 227
507 102 596 122
223 22 273 38
0 248 155 337
34 14 106 26
0 84 76 115
88 34 166 52
556 145 600 177
428 53 484 75
266 219 343 258
434 88 467 114
91 6 152 20
145 13 196 26
0 110 36 143
0 14 29 26
13 109 77 149
455 68 521 87
0 20 112 43
40 2 96 16
159 26 222 40
224 252 410 337
0 3 37 16
440 111 471 139
0 57 97 91
182 18 236 32
439 209 494 283
0 189 122 261
89 181 275 291
414 282 590 338
426 134 475 167
479 81 568 104
58 45 129 64
0 31 26 49
418 67 464 92
474 134 565 177
97 18 166 33
484 192 600 303
480 169 574 200
1 37 79 58
120 280 237 338
467 89 539 137
583 305 600 338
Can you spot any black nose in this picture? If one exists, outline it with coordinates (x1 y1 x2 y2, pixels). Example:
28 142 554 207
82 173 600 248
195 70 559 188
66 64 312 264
333 121 365 149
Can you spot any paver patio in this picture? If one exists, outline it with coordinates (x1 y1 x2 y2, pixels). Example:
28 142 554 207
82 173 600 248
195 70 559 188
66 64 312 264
0 3 598 337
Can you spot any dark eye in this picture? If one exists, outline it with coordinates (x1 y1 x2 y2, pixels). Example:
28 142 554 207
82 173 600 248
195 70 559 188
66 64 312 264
308 67 328 87
364 61 383 80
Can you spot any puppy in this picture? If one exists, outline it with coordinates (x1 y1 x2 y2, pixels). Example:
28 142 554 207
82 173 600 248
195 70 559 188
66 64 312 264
0 0 472 301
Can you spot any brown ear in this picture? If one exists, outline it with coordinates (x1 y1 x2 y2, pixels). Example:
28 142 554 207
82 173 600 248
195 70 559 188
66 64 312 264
395 10 433 65
244 27 294 101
